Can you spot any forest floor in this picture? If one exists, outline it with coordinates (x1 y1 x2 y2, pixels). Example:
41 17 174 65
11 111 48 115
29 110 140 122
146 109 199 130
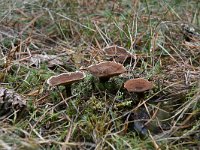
0 0 200 149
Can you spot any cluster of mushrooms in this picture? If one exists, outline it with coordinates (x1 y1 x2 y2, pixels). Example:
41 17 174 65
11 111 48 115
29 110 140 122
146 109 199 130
47 45 153 99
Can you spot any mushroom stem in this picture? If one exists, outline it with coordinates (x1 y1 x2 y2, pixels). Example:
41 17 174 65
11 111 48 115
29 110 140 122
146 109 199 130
99 77 110 83
64 85 72 97
137 93 145 101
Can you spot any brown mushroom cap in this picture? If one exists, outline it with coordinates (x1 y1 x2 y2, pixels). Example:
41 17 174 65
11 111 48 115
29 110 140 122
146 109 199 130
103 45 136 63
86 61 126 78
124 78 153 92
47 71 85 86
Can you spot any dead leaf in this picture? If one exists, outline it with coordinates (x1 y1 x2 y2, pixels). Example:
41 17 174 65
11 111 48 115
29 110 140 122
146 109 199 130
0 87 26 120
30 54 65 68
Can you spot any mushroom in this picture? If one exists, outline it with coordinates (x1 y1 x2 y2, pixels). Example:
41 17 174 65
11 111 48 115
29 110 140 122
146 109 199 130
103 45 136 63
86 61 126 83
124 78 153 100
47 71 85 96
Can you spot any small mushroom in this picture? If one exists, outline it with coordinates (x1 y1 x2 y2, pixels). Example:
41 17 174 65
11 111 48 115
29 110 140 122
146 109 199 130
47 71 85 96
124 78 153 100
103 45 136 63
86 61 126 83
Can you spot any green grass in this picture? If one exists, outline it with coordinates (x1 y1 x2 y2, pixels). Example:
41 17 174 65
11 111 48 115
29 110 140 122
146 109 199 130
0 0 200 149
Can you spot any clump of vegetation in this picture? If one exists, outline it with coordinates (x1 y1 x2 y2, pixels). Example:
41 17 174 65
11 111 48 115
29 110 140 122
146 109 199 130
0 0 200 149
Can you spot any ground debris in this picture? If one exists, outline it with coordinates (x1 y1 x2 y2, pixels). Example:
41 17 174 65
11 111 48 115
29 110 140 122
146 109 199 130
29 54 65 68
0 87 26 120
